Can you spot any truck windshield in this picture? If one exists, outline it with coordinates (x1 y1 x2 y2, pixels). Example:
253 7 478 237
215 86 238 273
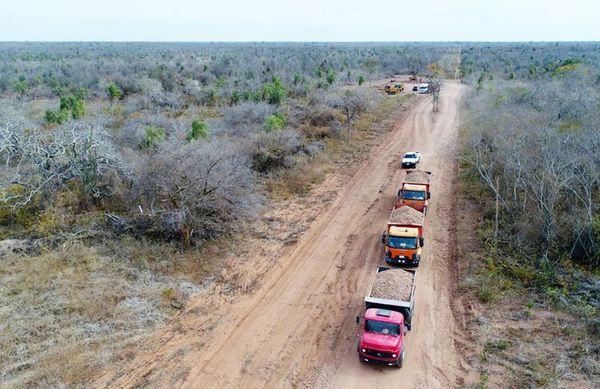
405 154 416 159
388 236 417 249
402 190 426 200
365 320 400 336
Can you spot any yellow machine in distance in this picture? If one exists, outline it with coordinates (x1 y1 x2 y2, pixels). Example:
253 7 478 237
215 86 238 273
384 79 404 94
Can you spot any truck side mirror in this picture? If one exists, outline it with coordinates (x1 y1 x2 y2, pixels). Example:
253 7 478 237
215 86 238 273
427 192 431 199
381 234 387 244
420 238 425 247
356 315 360 325
397 190 402 198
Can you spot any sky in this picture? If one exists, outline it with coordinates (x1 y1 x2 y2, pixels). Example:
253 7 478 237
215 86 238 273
2 0 599 42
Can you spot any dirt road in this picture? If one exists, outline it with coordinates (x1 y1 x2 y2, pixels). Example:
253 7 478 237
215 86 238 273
99 81 468 388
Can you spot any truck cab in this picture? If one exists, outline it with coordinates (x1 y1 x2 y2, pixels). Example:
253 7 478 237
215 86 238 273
399 183 429 213
383 226 423 266
358 308 405 367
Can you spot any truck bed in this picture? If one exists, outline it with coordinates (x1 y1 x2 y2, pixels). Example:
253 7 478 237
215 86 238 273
404 170 431 185
365 267 416 330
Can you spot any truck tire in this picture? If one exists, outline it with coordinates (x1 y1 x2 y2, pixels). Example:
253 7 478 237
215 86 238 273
397 350 405 368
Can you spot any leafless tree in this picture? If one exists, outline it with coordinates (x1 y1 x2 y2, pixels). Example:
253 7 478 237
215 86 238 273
330 89 371 142
0 119 128 208
131 139 262 247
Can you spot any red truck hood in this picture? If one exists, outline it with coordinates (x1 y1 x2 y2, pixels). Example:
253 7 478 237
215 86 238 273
360 332 402 352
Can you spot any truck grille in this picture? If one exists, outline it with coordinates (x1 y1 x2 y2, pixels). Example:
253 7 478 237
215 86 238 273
365 349 395 359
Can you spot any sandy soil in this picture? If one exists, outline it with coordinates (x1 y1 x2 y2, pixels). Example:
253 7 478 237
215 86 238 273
96 81 471 389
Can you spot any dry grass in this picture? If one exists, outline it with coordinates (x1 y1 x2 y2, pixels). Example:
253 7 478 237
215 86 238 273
0 239 210 388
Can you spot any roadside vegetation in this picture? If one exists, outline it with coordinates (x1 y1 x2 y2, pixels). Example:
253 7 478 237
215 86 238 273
459 43 600 387
0 42 426 387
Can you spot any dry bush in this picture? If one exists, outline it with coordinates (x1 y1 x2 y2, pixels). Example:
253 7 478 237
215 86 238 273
0 240 204 387
265 155 328 199
250 129 302 173
222 101 274 131
130 138 262 245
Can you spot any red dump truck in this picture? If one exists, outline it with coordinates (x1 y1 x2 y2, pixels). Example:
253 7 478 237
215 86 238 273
396 170 431 214
358 266 417 368
381 204 425 266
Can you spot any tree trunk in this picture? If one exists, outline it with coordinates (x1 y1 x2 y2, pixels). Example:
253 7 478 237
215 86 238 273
494 176 499 244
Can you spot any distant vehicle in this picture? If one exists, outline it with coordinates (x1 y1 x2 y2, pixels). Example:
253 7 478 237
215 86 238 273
412 85 418 92
417 84 429 94
401 151 420 168
384 80 404 95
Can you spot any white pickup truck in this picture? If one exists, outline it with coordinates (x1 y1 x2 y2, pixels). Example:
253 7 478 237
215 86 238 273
401 152 420 169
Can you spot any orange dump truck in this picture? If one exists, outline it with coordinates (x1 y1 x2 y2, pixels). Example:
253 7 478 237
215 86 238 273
381 204 425 266
396 170 431 214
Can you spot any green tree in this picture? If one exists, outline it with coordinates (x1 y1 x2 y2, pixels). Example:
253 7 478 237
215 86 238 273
326 69 336 85
205 89 218 106
60 95 86 119
45 109 69 125
230 90 241 106
13 77 30 106
141 126 165 150
261 76 286 105
264 112 286 132
363 57 378 77
187 120 209 141
107 83 123 102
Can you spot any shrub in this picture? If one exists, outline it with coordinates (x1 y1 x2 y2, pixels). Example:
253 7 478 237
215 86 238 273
223 101 274 129
45 108 69 124
60 95 86 119
187 120 209 141
229 90 241 106
107 82 123 101
326 69 336 85
264 112 286 132
261 76 286 105
132 139 261 245
141 125 165 150
251 129 301 173
0 184 38 226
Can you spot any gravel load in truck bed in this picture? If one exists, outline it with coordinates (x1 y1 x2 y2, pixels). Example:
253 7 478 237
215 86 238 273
389 206 424 225
405 170 431 184
371 269 414 301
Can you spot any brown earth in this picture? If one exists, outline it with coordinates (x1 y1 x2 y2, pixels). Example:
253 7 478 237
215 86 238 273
96 80 474 388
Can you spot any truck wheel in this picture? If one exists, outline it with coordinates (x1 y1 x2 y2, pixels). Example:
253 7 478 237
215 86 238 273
397 351 405 368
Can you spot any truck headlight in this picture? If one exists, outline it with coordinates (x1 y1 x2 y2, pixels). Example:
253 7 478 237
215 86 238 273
392 353 397 358
361 348 367 353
